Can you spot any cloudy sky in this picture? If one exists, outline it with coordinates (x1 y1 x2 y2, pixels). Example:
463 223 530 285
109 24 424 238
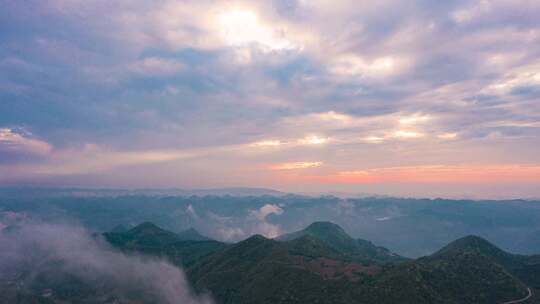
1 0 540 198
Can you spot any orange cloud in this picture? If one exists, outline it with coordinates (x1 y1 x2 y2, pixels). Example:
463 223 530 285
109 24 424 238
298 165 540 184
251 140 283 147
268 161 323 170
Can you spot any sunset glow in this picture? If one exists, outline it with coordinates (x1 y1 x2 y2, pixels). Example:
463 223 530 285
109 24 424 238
1 0 540 198
298 135 328 145
4 3 540 303
269 162 323 170
251 140 283 147
298 165 540 184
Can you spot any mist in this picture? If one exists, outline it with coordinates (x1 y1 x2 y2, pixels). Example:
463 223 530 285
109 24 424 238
0 215 213 304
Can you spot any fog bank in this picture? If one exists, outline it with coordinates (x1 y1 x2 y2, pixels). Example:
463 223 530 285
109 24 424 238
0 214 213 304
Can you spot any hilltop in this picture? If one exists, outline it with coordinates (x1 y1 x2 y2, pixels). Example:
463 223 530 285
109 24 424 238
278 221 405 263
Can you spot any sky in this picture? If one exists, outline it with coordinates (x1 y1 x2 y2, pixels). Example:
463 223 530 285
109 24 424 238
1 0 540 198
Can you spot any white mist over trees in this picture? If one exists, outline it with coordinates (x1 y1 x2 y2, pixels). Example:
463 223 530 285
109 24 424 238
0 215 213 304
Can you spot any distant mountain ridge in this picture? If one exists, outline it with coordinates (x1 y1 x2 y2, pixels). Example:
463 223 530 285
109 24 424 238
0 187 288 198
3 191 540 257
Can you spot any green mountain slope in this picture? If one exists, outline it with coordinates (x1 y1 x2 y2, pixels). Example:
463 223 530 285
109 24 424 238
188 234 377 304
278 221 405 263
103 222 225 267
434 235 540 292
186 227 537 304
104 222 212 248
362 251 527 303
6 221 537 304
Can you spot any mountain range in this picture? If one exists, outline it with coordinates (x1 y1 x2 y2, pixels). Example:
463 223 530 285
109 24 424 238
3 192 540 257
2 220 538 303
103 221 539 304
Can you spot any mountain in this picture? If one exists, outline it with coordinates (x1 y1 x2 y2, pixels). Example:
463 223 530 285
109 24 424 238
181 187 287 197
434 235 540 293
186 229 537 304
104 222 182 248
434 235 540 294
109 223 129 233
103 222 224 267
515 254 540 292
188 234 380 304
434 234 514 258
177 227 212 241
4 192 540 257
361 235 531 304
278 221 405 263
0 187 288 198
432 235 522 268
5 221 538 304
104 222 212 247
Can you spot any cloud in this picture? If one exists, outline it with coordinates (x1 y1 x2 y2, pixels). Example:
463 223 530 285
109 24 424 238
0 144 193 177
328 54 411 79
269 161 323 170
451 0 492 24
483 60 540 95
251 221 282 238
189 204 285 241
0 216 212 304
186 204 199 220
300 164 540 184
246 203 284 238
249 135 328 149
437 132 458 140
399 114 431 125
130 57 186 76
265 111 437 145
249 203 284 221
217 8 301 52
0 128 52 162
215 226 246 240
297 135 328 145
2 0 540 197
251 140 284 147
393 130 425 139
0 143 242 181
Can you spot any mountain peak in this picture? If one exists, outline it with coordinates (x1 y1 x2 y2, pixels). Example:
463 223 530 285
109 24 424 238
110 224 129 233
279 221 352 243
243 234 269 243
433 235 511 260
278 221 404 263
127 222 167 235
438 235 497 251
177 227 211 241
224 234 277 257
279 221 355 251
305 221 348 234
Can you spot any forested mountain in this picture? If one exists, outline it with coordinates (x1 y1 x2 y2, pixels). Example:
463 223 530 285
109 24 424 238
106 222 539 304
2 219 539 303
